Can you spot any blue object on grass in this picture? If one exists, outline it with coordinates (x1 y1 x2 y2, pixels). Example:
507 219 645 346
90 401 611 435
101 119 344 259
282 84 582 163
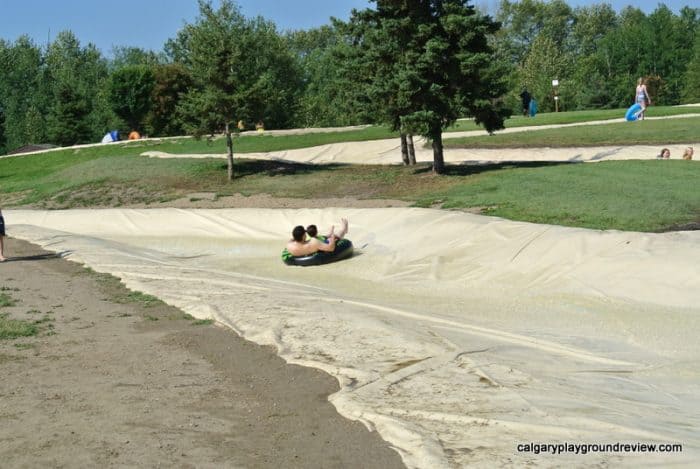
528 99 538 117
625 103 642 121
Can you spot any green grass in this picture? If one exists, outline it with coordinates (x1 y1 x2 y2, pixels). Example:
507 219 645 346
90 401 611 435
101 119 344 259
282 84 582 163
130 105 700 152
192 319 214 326
1 108 699 232
415 160 700 231
0 293 17 307
445 116 700 148
458 105 700 130
123 291 164 308
0 313 38 340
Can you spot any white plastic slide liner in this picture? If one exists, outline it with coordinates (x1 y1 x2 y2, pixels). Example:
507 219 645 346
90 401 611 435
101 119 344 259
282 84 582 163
142 115 700 165
143 141 700 165
8 208 700 468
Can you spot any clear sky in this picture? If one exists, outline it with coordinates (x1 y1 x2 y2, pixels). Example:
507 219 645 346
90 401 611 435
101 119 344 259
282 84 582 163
0 0 693 56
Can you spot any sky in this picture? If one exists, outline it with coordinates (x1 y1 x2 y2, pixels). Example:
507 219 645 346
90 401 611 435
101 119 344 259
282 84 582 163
0 0 694 56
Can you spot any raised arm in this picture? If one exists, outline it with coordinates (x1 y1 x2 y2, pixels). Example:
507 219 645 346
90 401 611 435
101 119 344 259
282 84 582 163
325 218 348 239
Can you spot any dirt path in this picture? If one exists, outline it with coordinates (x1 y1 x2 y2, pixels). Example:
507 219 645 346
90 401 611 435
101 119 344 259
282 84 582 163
0 238 405 468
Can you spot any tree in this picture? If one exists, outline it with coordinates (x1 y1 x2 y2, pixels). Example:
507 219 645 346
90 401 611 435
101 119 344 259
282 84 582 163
681 33 700 103
110 46 165 69
495 0 573 64
567 4 618 109
0 105 6 155
147 63 193 136
351 0 509 174
108 65 156 131
569 3 617 57
286 25 375 127
0 36 45 152
46 82 92 146
44 31 112 145
175 0 249 180
520 35 572 112
174 0 301 180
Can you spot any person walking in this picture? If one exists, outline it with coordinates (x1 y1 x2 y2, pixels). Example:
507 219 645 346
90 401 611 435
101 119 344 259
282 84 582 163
635 78 651 120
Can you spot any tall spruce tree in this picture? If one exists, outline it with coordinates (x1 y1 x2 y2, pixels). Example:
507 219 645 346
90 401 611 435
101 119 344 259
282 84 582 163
351 0 509 173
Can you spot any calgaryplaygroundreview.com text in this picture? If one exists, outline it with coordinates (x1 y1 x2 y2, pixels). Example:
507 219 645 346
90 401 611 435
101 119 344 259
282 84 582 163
517 442 683 456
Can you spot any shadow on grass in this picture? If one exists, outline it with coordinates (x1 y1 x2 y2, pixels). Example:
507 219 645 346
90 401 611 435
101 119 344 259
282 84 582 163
412 160 574 176
3 251 71 262
234 158 350 178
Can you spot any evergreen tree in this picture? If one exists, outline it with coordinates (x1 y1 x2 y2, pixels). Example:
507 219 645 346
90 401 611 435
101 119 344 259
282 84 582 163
0 36 45 151
44 31 111 145
47 82 92 146
351 0 509 173
108 65 156 131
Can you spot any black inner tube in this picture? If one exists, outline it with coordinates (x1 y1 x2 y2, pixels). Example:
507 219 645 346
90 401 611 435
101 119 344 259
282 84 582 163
283 239 354 266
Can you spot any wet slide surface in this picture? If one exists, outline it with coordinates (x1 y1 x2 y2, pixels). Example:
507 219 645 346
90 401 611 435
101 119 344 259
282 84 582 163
8 208 700 467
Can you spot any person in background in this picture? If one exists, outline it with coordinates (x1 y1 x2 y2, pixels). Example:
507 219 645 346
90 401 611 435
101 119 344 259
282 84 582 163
682 147 694 160
0 208 6 262
635 77 651 120
519 88 532 117
657 148 670 159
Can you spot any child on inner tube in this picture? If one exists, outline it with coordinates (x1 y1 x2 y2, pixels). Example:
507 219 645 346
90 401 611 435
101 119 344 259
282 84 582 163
306 218 349 243
286 219 349 257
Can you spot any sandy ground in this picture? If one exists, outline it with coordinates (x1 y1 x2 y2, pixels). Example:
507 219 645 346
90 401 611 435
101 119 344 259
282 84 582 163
0 238 405 468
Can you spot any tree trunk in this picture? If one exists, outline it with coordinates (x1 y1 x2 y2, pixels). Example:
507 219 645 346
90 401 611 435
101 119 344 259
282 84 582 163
225 122 234 181
407 134 416 165
400 133 409 165
431 128 444 174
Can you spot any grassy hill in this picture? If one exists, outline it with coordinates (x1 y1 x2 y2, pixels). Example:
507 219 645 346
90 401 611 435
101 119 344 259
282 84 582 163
1 107 698 232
